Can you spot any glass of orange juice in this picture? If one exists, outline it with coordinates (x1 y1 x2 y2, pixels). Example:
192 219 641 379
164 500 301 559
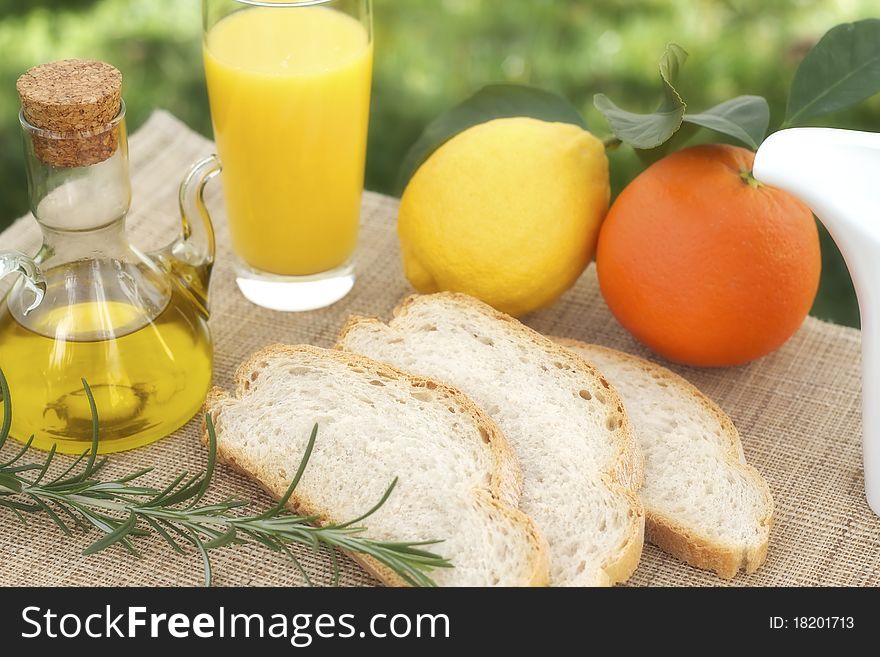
200 0 373 311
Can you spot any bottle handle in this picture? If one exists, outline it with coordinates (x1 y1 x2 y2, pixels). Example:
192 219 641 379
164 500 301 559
155 155 221 316
175 154 219 269
0 252 46 316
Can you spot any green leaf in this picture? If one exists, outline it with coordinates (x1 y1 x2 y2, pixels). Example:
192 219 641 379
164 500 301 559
0 369 11 450
0 473 23 493
594 43 688 150
786 19 880 124
81 378 99 478
396 84 586 192
83 512 138 555
684 96 770 150
635 123 700 167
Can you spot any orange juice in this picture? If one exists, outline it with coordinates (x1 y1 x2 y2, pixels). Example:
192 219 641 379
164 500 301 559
204 6 373 276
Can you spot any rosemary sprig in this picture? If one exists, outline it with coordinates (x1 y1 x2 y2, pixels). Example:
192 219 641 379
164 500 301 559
0 370 451 587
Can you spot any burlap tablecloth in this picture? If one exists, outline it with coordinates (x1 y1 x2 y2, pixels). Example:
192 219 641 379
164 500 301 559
0 111 877 587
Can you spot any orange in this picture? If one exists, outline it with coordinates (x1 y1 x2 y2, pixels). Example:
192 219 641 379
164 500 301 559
596 144 821 367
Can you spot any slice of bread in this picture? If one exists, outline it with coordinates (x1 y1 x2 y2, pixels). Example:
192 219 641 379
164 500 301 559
554 340 775 578
338 293 645 586
204 344 549 587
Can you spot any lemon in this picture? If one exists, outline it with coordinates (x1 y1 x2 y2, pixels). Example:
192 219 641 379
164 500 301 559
398 117 610 317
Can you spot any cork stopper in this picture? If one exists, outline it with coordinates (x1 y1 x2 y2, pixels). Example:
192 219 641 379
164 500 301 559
16 59 123 167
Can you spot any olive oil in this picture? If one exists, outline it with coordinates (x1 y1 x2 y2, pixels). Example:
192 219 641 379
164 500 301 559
0 287 212 454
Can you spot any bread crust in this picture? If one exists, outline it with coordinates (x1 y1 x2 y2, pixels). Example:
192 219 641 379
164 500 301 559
553 339 775 579
337 292 647 587
203 344 550 587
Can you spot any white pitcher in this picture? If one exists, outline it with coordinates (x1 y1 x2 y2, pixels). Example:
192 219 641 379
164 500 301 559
754 128 880 515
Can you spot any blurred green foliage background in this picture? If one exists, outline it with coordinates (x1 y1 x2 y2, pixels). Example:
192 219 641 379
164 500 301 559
1 0 877 326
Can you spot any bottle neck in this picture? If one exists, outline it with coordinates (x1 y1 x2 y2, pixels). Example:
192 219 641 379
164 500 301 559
38 217 132 264
23 115 132 247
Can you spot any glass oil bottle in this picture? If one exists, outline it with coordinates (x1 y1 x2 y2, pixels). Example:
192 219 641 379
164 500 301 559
0 60 218 453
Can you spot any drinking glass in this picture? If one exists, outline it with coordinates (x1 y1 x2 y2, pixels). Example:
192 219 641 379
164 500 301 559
201 0 373 311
